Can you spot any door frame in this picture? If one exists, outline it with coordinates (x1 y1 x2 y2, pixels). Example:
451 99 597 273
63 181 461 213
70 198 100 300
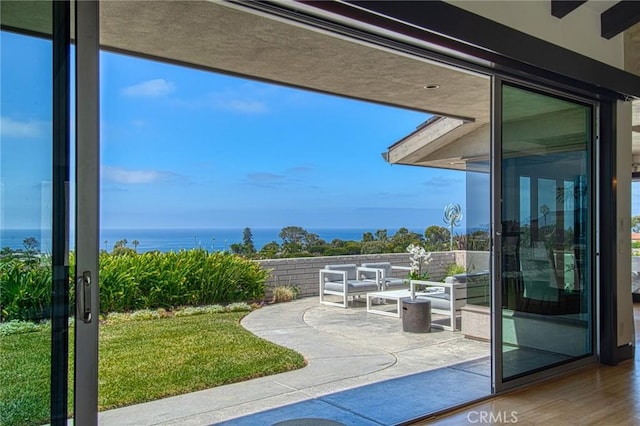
51 0 71 423
73 1 100 424
491 75 599 393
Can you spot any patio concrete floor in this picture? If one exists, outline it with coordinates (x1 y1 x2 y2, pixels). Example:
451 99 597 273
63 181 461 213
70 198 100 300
100 296 491 425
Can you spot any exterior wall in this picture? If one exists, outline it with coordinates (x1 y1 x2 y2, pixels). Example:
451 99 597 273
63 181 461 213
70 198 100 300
446 1 624 69
625 23 640 76
257 251 457 299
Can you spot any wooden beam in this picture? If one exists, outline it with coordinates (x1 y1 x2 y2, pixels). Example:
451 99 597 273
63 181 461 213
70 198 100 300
601 1 640 39
551 0 587 19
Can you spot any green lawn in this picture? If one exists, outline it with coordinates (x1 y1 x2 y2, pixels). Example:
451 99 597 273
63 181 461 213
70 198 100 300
0 310 306 426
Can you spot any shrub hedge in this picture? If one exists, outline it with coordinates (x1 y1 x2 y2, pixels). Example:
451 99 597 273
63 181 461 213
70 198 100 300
0 249 269 321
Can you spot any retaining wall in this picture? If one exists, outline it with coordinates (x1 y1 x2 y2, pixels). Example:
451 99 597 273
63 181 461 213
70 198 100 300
257 251 459 298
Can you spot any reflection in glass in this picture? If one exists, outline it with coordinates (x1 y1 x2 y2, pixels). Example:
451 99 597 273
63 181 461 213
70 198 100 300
0 30 55 425
501 85 592 380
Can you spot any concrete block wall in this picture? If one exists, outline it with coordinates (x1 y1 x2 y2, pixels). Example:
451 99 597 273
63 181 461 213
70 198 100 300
257 251 456 299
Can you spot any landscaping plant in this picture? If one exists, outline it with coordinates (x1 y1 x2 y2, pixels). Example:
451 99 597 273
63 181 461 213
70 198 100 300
1 249 269 321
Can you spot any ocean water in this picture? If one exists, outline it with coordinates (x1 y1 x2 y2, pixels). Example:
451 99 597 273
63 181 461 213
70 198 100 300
0 227 424 253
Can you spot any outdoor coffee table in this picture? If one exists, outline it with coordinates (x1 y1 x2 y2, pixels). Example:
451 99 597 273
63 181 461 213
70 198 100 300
367 288 444 318
366 289 414 317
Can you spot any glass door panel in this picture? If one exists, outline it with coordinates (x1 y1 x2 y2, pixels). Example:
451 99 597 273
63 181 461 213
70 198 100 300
498 83 593 382
0 18 63 426
1 2 81 424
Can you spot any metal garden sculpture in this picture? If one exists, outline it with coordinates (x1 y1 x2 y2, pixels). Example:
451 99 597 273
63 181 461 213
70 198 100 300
443 203 463 251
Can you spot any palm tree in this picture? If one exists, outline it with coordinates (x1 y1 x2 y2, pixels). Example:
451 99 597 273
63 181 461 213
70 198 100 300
132 240 139 253
540 204 551 227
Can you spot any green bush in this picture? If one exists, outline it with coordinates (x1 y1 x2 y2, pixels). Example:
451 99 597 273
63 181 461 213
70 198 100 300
273 285 298 303
99 250 269 313
1 249 269 321
0 320 50 336
0 257 52 322
446 263 466 277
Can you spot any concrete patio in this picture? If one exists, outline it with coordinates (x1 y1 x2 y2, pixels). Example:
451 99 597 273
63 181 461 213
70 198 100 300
100 296 490 425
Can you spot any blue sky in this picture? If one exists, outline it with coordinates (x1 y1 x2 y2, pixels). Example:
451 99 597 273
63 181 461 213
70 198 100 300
98 51 475 231
1 30 471 232
19 29 640 234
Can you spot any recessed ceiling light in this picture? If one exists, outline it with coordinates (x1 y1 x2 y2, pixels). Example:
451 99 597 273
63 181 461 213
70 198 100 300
424 84 440 90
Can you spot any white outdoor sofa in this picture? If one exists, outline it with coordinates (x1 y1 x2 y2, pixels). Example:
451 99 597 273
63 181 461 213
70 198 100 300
319 264 381 308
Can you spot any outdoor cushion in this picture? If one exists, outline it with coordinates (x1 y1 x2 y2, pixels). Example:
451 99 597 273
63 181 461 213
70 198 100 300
385 277 408 289
323 264 358 281
361 262 408 288
324 280 379 293
361 262 392 276
416 292 451 311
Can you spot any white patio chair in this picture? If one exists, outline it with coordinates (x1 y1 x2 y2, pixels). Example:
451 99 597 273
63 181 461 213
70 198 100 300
360 262 411 290
319 264 380 308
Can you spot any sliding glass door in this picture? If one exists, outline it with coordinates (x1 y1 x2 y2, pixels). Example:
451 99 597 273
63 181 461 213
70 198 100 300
1 1 74 424
1 1 100 424
492 81 595 390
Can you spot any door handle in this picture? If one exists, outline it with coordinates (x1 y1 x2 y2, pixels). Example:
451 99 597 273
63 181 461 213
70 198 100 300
77 271 92 323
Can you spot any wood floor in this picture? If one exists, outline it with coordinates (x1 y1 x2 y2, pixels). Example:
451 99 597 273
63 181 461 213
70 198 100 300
413 305 640 425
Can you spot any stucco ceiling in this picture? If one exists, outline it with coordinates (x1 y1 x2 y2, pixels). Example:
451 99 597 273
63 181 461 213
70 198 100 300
99 1 491 122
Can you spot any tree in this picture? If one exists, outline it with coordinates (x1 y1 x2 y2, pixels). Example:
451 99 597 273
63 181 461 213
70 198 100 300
540 204 551 227
466 229 490 251
330 238 346 248
390 227 423 252
361 240 387 254
279 226 311 255
632 215 640 233
229 243 244 255
279 226 307 246
112 239 134 256
424 225 450 251
132 240 140 252
23 237 39 254
23 237 39 263
304 232 323 248
362 232 374 242
258 241 280 259
374 229 388 241
242 227 256 255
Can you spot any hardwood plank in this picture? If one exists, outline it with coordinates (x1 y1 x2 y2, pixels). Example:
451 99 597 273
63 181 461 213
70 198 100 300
412 305 640 425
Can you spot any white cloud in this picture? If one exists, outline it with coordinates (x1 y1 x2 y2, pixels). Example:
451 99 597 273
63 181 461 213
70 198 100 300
121 79 175 97
243 168 317 190
173 88 269 114
220 99 267 114
0 117 46 138
102 165 176 184
422 175 463 187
